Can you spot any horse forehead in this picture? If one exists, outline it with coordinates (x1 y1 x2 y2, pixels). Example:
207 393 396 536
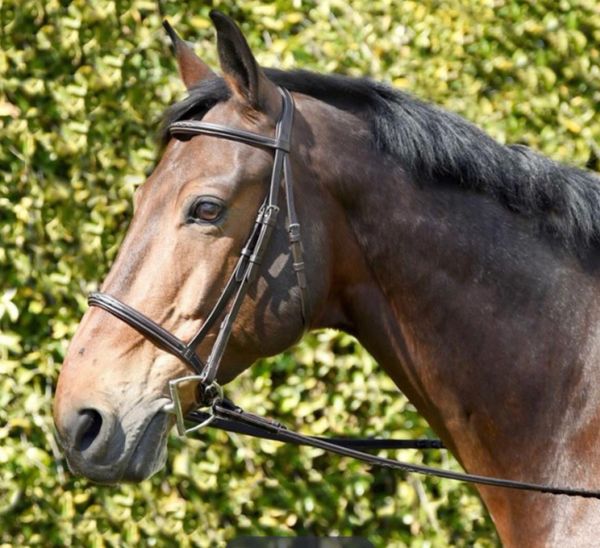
161 137 238 180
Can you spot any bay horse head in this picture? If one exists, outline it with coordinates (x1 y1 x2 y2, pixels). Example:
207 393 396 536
54 13 334 482
54 10 600 545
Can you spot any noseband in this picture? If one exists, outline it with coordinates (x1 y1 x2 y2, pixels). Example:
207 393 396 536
89 87 309 433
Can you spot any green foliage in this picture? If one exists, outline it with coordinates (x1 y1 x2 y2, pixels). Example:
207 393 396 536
1 0 599 545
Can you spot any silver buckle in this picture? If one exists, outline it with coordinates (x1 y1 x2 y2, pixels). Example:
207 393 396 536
162 376 223 436
262 204 280 226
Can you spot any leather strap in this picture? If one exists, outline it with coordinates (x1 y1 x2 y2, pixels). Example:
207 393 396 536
88 292 204 373
284 154 310 322
170 121 290 151
187 405 444 450
199 401 600 500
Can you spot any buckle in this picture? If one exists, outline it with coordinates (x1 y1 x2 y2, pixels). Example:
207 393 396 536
162 376 223 436
288 223 301 242
261 205 280 226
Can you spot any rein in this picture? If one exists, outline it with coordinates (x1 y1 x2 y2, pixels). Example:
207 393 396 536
189 402 600 499
88 87 600 500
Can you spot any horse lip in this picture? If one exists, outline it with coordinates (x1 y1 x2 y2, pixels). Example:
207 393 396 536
120 405 172 482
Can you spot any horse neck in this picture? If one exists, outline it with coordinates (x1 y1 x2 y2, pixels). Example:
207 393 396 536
305 101 600 544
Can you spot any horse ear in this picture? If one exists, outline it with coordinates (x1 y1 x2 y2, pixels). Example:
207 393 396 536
209 11 280 116
163 20 216 89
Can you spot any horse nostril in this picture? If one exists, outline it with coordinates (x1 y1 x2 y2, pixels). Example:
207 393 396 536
74 409 103 452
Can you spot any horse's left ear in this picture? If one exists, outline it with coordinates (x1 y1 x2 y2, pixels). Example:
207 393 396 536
209 11 281 117
163 20 216 89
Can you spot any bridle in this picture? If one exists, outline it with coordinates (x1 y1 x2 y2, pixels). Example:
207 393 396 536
89 87 308 434
87 87 600 500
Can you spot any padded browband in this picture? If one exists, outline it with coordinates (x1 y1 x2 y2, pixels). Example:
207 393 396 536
169 121 291 152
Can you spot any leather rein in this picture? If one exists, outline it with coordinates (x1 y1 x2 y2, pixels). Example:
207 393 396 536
88 87 600 500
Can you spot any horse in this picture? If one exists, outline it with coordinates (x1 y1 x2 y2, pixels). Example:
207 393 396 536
53 11 600 546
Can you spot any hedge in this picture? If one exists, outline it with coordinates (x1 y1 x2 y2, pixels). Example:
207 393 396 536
1 0 598 545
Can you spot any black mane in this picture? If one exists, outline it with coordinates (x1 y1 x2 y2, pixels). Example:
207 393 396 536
162 68 600 248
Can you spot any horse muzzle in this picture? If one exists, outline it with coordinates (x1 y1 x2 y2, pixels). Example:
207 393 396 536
54 397 172 484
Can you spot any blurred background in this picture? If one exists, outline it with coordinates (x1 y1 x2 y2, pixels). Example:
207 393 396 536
1 0 598 545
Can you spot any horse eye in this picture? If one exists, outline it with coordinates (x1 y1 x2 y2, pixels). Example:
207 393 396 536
190 200 224 223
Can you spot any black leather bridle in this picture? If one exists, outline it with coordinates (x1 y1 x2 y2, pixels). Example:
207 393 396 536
89 87 309 434
88 86 600 499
